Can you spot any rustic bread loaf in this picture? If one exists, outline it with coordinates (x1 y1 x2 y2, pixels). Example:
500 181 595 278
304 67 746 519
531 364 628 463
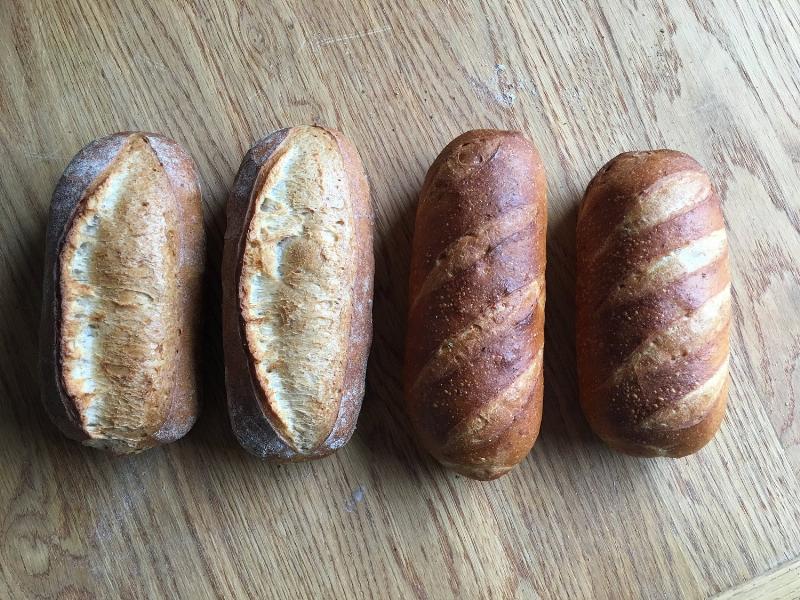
576 150 731 457
405 129 547 480
222 125 374 461
39 132 205 453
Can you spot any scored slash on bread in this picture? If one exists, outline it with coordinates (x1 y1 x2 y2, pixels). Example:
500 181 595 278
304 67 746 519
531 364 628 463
405 129 547 480
40 132 205 453
576 150 731 457
222 125 374 461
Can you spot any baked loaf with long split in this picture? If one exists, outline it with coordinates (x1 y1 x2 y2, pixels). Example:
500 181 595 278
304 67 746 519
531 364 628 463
40 132 205 453
576 150 731 457
222 125 374 461
405 129 547 480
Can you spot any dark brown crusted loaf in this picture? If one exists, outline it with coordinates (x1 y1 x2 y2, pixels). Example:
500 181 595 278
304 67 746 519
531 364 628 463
576 150 731 457
222 125 374 461
405 129 547 480
39 132 205 453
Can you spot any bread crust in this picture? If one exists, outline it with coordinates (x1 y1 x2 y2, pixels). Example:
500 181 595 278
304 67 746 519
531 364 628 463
405 129 547 480
576 150 731 457
222 126 374 461
39 132 205 452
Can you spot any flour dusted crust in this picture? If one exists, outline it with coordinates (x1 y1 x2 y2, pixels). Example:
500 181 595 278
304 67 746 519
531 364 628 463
39 132 204 453
222 126 374 460
576 150 731 457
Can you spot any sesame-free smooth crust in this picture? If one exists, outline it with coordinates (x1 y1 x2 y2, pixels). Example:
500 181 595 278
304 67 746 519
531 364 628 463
222 126 374 460
39 132 205 453
576 150 731 457
405 129 547 480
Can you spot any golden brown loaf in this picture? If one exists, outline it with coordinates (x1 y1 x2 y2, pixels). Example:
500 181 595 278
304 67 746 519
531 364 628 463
576 150 731 457
405 129 547 480
39 132 205 453
222 125 374 461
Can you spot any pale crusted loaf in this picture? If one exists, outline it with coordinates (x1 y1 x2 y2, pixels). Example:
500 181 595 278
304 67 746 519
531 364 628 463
222 125 374 461
40 132 205 453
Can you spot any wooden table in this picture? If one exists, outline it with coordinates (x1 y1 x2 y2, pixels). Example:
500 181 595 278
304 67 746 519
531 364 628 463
2 1 799 598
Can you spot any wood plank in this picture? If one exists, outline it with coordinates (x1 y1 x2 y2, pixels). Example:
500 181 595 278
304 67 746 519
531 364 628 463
716 559 800 600
1 0 799 598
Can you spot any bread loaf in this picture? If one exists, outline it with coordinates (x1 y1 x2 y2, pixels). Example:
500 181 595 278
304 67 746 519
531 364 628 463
576 150 731 457
405 129 547 480
39 132 205 453
222 125 374 461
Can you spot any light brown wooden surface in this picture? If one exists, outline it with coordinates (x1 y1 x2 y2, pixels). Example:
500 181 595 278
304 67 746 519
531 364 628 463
715 559 800 600
1 1 799 598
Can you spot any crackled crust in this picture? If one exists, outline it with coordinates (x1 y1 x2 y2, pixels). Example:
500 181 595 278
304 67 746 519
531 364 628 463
222 126 374 461
405 129 547 480
576 150 731 457
39 132 204 453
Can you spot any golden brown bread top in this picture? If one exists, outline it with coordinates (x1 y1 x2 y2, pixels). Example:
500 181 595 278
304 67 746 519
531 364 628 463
238 126 357 452
40 132 204 453
405 129 546 480
576 150 730 457
223 125 374 460
59 136 179 451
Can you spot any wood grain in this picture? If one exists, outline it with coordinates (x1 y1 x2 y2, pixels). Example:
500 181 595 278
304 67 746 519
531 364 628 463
1 0 799 598
715 559 800 600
